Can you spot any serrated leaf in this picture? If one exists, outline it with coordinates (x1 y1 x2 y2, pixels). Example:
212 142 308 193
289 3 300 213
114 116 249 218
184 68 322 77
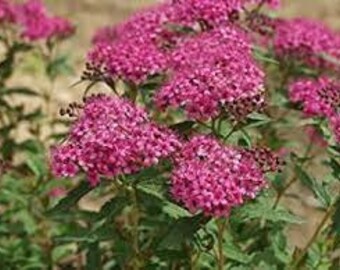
295 165 332 207
224 234 252 264
46 182 93 216
236 196 303 224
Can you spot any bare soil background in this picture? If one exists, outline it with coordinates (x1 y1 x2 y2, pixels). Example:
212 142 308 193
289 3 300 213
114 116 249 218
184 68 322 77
15 0 340 249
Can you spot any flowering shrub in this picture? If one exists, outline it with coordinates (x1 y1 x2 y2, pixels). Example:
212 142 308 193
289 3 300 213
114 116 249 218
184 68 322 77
1 0 340 269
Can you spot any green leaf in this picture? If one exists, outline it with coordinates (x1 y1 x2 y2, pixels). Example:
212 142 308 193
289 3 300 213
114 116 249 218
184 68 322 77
156 214 209 251
86 242 101 270
0 87 40 97
295 165 332 208
46 182 93 216
170 121 195 135
243 112 272 128
46 55 74 80
224 234 252 264
236 195 303 224
332 199 340 235
326 158 340 181
97 196 126 220
25 153 47 180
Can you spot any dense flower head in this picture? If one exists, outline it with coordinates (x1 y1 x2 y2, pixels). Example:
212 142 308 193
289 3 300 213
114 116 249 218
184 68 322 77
274 18 340 70
155 26 265 120
289 76 340 118
0 0 16 23
51 94 182 186
171 135 267 217
87 39 168 84
15 0 74 41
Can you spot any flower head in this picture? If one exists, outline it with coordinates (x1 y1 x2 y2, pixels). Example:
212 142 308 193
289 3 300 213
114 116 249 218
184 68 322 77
289 76 340 118
16 0 74 41
274 18 340 71
171 135 267 217
155 26 265 120
51 95 181 186
0 0 16 23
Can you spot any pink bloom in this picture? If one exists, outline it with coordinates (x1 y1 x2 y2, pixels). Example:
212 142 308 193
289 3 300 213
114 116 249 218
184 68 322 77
155 26 265 120
51 95 182 186
15 0 74 41
171 135 268 217
0 0 16 23
289 76 340 118
274 18 340 71
49 187 66 198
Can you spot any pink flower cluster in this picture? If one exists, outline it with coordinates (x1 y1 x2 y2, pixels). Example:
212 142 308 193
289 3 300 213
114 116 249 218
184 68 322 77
171 136 267 217
274 18 340 70
0 0 15 23
51 95 181 186
0 0 74 41
86 0 267 81
16 0 74 41
289 76 340 143
155 26 265 120
289 76 340 118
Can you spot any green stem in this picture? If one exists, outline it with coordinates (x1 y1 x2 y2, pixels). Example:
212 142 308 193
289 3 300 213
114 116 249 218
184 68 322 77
291 206 335 269
273 140 314 209
216 219 226 270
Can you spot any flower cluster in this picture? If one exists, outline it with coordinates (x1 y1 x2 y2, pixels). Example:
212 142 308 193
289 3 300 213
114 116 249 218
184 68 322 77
0 0 74 41
0 0 15 23
16 0 74 41
170 136 267 217
51 95 181 186
155 26 265 120
274 18 340 70
88 0 268 88
289 76 340 118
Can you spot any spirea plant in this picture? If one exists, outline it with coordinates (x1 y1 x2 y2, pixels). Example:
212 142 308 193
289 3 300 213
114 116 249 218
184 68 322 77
1 0 339 269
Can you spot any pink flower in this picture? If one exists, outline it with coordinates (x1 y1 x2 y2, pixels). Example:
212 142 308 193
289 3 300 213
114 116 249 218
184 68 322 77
274 18 340 71
171 135 268 217
15 0 74 41
155 26 265 120
289 76 340 118
51 95 182 186
49 187 66 198
0 0 16 23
